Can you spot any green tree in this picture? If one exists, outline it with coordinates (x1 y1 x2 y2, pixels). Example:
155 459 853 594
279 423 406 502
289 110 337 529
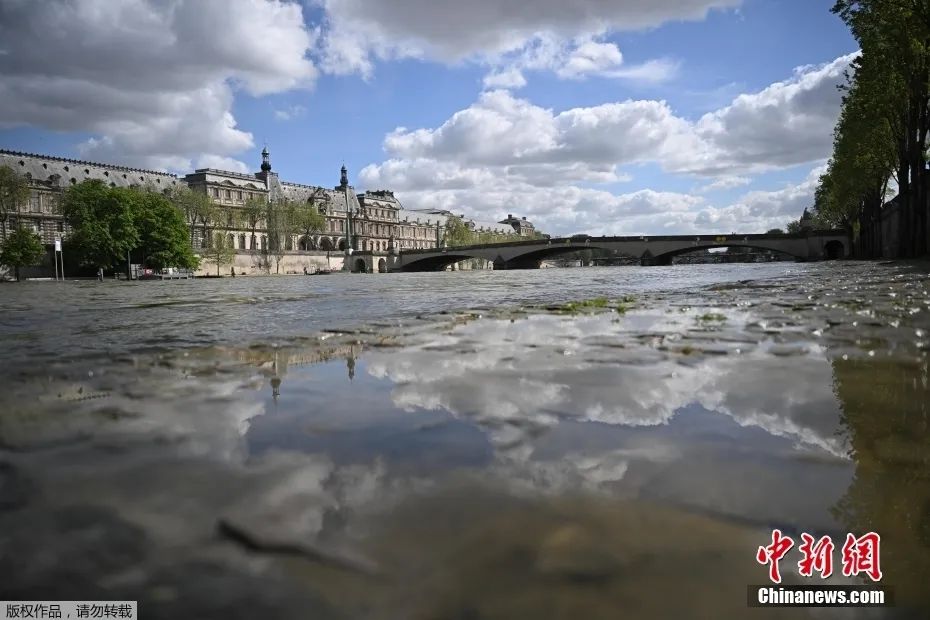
243 196 266 250
266 199 297 273
443 215 474 247
60 180 138 271
170 186 215 248
132 190 199 270
0 165 31 239
829 0 930 257
294 199 326 250
0 225 45 281
204 231 235 276
765 228 785 235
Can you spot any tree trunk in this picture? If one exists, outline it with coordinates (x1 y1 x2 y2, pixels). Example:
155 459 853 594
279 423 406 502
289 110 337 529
908 92 925 256
14 265 20 281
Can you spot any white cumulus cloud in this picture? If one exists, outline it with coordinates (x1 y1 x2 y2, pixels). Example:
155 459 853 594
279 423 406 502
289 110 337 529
0 0 317 171
359 53 853 235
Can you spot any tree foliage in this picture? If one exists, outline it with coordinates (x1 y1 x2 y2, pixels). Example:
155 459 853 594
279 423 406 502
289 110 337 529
819 0 930 256
242 196 266 250
0 165 31 238
169 186 215 248
204 231 235 276
265 199 298 273
443 216 474 247
61 180 197 271
293 199 326 244
60 180 138 270
0 225 45 281
443 215 517 247
132 190 199 270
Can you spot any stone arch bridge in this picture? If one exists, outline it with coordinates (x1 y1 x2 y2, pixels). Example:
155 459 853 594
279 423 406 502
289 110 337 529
390 231 849 272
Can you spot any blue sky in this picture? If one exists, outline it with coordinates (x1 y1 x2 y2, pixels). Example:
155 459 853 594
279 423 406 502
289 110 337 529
0 0 856 235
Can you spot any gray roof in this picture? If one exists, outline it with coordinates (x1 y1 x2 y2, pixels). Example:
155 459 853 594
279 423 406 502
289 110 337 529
472 219 514 234
407 207 512 234
184 168 267 190
0 149 181 190
396 209 447 227
280 181 331 205
320 186 361 213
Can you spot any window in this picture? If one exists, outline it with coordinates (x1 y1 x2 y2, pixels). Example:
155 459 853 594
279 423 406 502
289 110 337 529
237 191 242 200
30 195 40 212
225 190 231 199
212 188 219 198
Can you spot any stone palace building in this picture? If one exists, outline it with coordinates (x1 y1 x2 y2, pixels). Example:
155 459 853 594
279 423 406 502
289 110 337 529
0 148 533 274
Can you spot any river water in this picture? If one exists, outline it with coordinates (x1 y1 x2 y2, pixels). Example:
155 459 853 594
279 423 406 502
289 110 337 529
0 262 928 619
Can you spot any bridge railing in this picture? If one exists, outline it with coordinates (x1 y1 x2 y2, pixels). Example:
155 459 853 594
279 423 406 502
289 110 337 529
399 230 847 254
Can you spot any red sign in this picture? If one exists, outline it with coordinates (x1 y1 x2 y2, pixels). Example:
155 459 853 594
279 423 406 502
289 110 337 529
757 531 882 584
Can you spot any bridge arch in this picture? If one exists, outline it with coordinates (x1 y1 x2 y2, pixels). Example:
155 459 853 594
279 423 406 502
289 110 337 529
644 243 803 265
824 240 844 260
398 253 486 272
397 233 848 271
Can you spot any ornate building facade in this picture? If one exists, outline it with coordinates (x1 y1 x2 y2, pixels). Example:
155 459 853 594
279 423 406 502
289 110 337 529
0 149 183 244
0 148 531 273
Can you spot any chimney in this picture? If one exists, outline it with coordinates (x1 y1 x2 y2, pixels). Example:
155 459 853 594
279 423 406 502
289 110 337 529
508 213 513 219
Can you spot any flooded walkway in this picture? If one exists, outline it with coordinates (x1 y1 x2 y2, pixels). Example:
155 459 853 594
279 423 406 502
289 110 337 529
0 262 927 618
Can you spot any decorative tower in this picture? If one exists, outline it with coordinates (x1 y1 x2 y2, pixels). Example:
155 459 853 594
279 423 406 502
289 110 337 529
261 146 272 172
341 164 354 256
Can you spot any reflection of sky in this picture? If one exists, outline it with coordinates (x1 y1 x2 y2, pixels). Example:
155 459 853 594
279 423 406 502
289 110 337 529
243 310 854 533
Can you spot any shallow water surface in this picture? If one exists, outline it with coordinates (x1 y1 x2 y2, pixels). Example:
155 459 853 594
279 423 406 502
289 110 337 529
0 262 928 619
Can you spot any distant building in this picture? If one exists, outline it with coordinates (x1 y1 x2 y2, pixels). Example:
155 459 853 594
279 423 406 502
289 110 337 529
499 213 537 237
0 148 533 261
0 149 182 244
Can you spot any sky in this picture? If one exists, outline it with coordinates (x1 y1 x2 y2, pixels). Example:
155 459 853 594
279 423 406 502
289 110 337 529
0 0 857 236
